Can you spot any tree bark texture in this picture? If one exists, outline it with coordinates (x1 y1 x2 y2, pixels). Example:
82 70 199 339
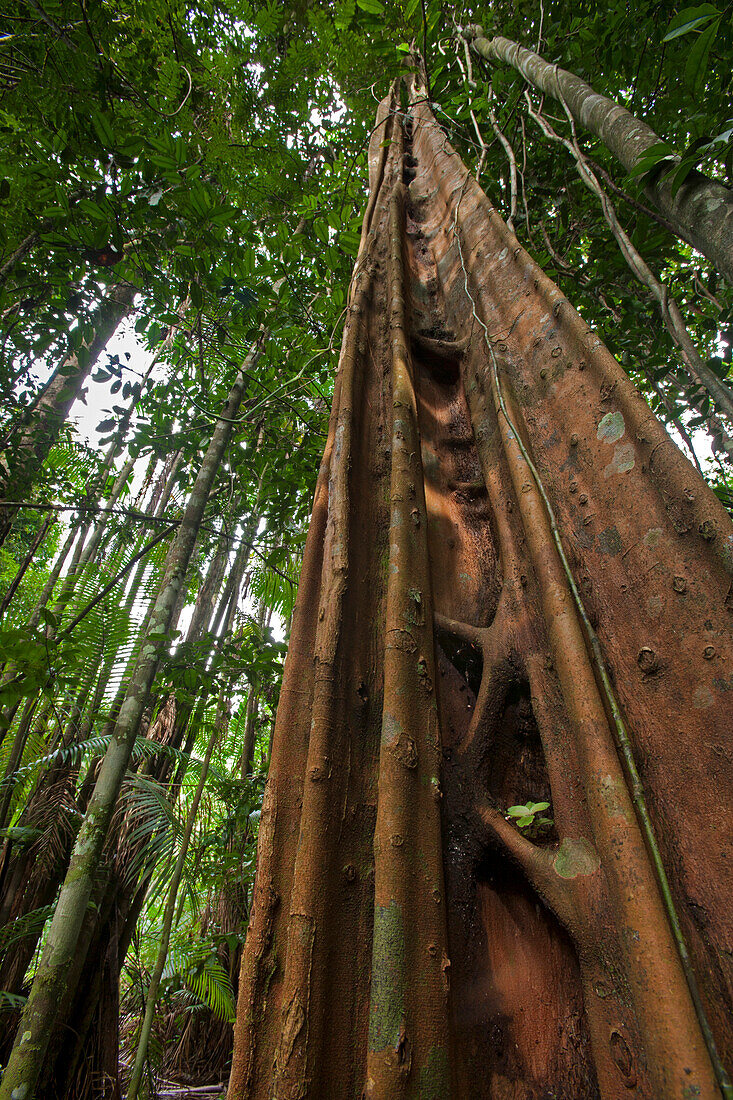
465 28 733 288
228 86 733 1100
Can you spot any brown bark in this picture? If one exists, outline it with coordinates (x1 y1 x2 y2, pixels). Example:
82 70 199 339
229 82 733 1099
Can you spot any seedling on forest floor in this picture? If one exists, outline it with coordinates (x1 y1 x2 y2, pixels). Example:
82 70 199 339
505 801 553 836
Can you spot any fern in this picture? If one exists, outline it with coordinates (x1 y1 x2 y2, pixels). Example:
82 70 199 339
44 438 100 487
116 773 180 890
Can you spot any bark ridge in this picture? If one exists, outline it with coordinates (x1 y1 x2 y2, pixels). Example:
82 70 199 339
228 85 733 1100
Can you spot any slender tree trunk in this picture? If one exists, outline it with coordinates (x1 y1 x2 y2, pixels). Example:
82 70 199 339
157 538 259 1084
119 447 184 621
0 337 263 1100
0 519 87 740
462 27 733 286
0 528 150 1033
0 696 39 831
150 446 185 517
75 452 137 574
0 282 136 546
50 516 254 1098
0 480 173 1066
239 685 259 781
26 522 77 629
72 510 172 750
228 83 733 1100
52 517 90 601
67 448 185 749
185 522 233 642
135 521 235 793
0 228 40 288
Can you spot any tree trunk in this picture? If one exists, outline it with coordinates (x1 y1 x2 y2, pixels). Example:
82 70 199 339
57 528 253 1100
0 282 136 546
0 518 165 1066
26 522 77 630
161 566 265 1086
463 27 733 287
0 338 263 1100
228 84 733 1100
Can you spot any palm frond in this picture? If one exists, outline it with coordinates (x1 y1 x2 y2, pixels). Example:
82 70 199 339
115 772 181 890
247 546 300 618
0 990 27 1014
185 957 235 1023
163 943 235 1022
0 903 54 952
6 733 198 786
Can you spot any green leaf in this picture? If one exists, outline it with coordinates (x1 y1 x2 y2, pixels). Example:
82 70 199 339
190 281 203 309
0 826 43 843
517 816 534 828
0 991 27 1014
90 110 115 149
507 805 530 817
662 4 718 41
684 17 719 96
39 606 58 630
627 141 676 179
0 903 53 952
356 0 385 13
670 159 697 198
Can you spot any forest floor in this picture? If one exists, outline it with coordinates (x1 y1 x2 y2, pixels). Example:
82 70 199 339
122 1080 226 1099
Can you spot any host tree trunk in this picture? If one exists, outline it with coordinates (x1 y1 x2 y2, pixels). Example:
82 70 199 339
228 82 733 1100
